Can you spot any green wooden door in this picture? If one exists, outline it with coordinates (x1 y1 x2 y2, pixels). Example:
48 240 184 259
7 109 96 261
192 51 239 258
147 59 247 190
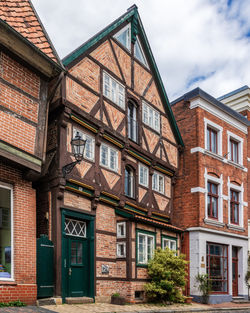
61 210 95 301
68 237 88 297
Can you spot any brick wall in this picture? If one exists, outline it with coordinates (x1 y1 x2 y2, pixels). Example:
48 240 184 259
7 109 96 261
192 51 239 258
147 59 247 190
0 161 37 305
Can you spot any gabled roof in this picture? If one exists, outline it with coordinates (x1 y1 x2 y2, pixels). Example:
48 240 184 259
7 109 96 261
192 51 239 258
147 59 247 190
0 0 61 65
171 87 250 126
62 5 184 147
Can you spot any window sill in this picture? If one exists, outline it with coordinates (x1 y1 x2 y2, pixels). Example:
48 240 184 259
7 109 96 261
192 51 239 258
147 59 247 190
227 160 246 171
136 263 148 268
0 280 16 285
204 218 225 228
227 224 245 232
204 150 224 161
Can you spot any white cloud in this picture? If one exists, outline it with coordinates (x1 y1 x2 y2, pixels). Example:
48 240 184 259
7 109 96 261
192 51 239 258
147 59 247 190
32 0 250 101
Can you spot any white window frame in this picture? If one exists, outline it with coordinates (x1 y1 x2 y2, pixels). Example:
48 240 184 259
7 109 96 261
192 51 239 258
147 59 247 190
204 168 223 223
73 128 95 161
0 182 14 281
204 118 223 156
142 101 160 132
162 237 177 251
227 131 243 166
134 36 148 68
227 178 244 228
152 171 165 194
139 163 149 188
113 24 131 51
117 221 126 238
100 143 118 172
137 231 155 265
116 242 126 258
103 71 125 109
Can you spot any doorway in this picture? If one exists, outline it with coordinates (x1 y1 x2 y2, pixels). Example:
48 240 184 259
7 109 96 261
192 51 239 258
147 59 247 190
232 246 238 297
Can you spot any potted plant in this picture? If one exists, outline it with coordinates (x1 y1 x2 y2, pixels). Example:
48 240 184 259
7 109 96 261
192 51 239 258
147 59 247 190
195 274 212 304
111 293 125 305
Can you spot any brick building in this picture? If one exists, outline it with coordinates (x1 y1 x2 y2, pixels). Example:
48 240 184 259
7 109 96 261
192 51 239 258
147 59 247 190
218 86 250 252
0 0 63 304
36 6 184 303
172 87 250 303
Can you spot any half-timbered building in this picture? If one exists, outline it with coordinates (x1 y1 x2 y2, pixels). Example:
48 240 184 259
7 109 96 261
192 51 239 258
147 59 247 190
0 0 63 304
37 5 184 303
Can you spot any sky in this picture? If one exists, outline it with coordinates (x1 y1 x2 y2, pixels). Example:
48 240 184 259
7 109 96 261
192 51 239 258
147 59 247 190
32 0 250 101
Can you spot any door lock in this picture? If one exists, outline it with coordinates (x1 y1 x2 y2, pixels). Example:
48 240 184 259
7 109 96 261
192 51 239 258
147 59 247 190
69 268 72 276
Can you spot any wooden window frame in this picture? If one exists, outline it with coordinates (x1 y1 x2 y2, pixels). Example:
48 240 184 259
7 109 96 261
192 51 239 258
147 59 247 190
103 71 125 109
207 127 218 154
206 243 228 294
139 163 149 188
100 143 118 172
230 139 239 164
207 182 218 219
230 190 239 225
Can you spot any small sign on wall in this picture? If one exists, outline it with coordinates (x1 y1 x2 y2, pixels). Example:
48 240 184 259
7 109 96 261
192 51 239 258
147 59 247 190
102 264 109 274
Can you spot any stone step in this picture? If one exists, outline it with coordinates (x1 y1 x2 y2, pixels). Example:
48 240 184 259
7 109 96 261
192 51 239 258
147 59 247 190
37 297 62 306
232 296 250 303
65 297 94 304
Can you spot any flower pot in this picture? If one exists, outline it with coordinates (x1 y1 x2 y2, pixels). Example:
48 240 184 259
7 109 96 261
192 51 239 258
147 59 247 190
185 296 193 304
111 296 126 305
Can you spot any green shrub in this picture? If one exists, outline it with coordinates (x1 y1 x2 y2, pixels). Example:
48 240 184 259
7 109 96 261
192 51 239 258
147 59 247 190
195 274 212 304
145 248 188 303
0 300 26 307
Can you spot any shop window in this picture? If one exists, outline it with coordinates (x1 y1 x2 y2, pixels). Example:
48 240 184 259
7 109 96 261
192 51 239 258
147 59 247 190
0 183 12 280
206 243 228 293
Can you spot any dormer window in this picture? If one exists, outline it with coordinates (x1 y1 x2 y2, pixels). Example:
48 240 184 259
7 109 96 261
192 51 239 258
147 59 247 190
113 24 131 51
134 37 148 67
103 72 125 109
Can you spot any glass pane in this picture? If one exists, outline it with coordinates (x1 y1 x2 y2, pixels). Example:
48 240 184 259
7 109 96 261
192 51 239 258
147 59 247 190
101 145 108 166
147 236 154 261
138 234 146 263
159 176 164 193
212 197 217 218
77 243 82 264
170 240 176 251
211 131 217 153
110 149 116 170
207 129 210 151
0 187 11 279
134 38 147 66
71 242 77 264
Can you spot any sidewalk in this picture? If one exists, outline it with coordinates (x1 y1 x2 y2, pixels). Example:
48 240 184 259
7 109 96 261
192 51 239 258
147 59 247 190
1 302 250 313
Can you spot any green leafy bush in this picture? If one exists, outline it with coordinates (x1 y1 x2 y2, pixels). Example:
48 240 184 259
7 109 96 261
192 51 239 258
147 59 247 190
145 248 188 303
0 300 26 307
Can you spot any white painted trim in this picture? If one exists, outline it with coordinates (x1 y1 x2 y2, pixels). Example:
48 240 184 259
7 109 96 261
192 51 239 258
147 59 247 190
248 158 250 162
117 221 126 238
190 147 204 154
204 218 225 227
227 130 244 166
190 146 247 171
243 202 248 207
0 182 14 282
204 117 223 156
227 178 244 227
191 187 206 193
190 97 248 134
227 224 245 232
186 226 248 240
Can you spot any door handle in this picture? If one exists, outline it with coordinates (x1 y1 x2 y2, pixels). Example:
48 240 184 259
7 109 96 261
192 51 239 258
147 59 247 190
69 268 72 276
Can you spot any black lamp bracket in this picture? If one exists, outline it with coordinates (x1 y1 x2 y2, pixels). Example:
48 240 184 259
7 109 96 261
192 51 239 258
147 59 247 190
62 160 80 178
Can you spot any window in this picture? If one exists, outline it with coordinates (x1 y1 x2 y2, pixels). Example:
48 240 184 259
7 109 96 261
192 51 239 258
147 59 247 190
117 222 126 238
134 37 148 67
207 182 218 219
142 102 160 132
0 183 13 280
204 118 222 156
73 128 95 161
227 131 243 166
103 72 125 109
230 190 239 225
152 172 164 194
162 236 177 251
116 242 126 258
207 127 217 154
206 243 228 293
139 163 148 187
125 166 135 198
230 139 238 163
128 101 138 142
137 230 155 265
113 24 131 51
64 218 86 238
100 143 118 172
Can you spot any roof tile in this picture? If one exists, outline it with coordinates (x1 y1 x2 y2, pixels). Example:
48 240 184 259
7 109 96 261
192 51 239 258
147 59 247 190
0 0 59 63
